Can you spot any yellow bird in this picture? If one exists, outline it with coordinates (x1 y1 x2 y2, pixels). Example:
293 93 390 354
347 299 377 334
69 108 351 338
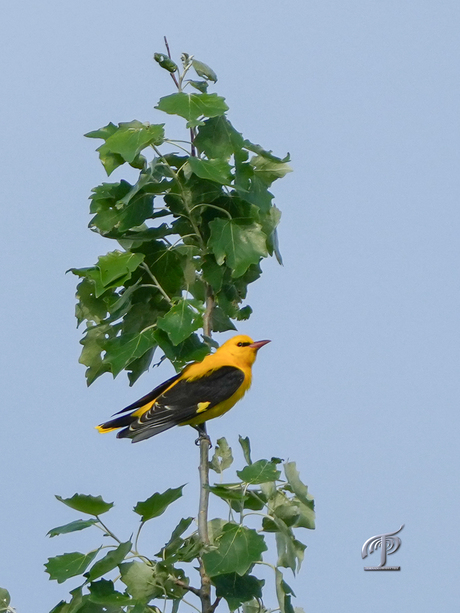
96 334 270 442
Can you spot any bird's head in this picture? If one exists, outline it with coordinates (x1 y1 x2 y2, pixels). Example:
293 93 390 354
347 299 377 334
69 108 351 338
218 334 271 367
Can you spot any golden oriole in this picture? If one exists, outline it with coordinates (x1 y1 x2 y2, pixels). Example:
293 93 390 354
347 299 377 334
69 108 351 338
96 334 270 442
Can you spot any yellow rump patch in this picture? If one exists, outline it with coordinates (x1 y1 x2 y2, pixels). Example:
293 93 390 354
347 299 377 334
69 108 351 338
196 401 211 414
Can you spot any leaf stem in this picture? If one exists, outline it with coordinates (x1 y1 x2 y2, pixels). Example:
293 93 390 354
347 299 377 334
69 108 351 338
141 263 173 306
94 517 122 544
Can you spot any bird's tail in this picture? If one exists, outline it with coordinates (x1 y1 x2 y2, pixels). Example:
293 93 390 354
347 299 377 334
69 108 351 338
96 413 133 434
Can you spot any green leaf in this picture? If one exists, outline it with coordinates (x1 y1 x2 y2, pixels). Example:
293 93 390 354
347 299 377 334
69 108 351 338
134 485 185 522
237 176 274 213
154 330 210 371
208 219 268 278
158 517 195 561
45 550 100 584
74 278 108 326
202 255 225 292
55 494 114 516
88 579 133 606
212 573 265 610
0 588 10 610
157 301 202 346
275 569 295 613
195 116 244 160
211 305 237 333
154 53 178 73
275 531 297 573
155 93 228 128
104 328 157 377
210 437 234 473
202 523 267 577
188 80 209 93
237 459 281 484
283 462 314 509
243 599 268 613
86 541 132 581
104 121 164 163
78 323 112 386
292 501 316 530
47 519 98 537
86 122 125 175
192 59 218 82
119 561 156 600
238 436 252 465
243 140 290 163
250 155 292 186
95 251 145 297
187 157 232 185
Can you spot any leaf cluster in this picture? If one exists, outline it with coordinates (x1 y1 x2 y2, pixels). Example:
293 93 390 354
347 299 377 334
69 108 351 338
46 437 314 613
72 51 290 385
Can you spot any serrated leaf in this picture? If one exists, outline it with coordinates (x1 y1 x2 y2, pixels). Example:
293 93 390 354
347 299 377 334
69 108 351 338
156 93 228 127
45 550 100 583
154 330 210 371
210 437 234 473
192 59 217 82
134 485 185 522
157 301 202 346
283 462 314 509
55 494 114 516
78 323 112 386
202 523 267 577
86 541 132 581
243 140 290 163
212 573 265 610
250 155 292 185
238 436 252 465
187 157 232 185
95 251 145 296
104 121 164 163
195 116 244 160
88 579 133 606
104 328 157 377
119 561 156 600
208 219 268 278
293 501 315 530
211 305 237 333
237 459 281 484
47 519 98 538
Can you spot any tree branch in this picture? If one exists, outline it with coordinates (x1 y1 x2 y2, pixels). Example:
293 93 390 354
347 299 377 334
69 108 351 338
197 282 215 613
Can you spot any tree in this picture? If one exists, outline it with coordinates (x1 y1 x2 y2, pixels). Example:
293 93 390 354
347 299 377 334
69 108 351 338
40 43 315 613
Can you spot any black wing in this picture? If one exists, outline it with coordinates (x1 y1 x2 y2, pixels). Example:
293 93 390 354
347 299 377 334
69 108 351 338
114 371 183 415
118 366 245 442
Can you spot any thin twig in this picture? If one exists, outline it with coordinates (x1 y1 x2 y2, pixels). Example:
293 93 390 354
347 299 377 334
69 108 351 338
164 36 180 90
174 580 202 598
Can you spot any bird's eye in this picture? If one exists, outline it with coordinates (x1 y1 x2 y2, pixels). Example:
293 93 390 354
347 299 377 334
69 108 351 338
237 341 250 347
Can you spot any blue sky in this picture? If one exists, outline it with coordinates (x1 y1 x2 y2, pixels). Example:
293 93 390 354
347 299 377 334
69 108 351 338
2 1 459 611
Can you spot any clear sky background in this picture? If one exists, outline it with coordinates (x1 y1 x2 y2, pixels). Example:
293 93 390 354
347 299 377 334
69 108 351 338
2 1 459 611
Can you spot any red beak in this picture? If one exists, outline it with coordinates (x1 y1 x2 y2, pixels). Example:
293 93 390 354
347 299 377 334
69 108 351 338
250 339 271 351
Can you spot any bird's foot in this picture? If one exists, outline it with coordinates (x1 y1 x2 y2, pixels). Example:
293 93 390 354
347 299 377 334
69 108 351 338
194 424 212 448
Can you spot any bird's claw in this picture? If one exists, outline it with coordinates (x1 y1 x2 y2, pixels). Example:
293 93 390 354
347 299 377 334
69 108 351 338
194 424 212 447
195 433 212 448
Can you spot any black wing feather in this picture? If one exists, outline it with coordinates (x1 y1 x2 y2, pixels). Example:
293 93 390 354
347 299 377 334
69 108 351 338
114 371 183 415
119 366 245 442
